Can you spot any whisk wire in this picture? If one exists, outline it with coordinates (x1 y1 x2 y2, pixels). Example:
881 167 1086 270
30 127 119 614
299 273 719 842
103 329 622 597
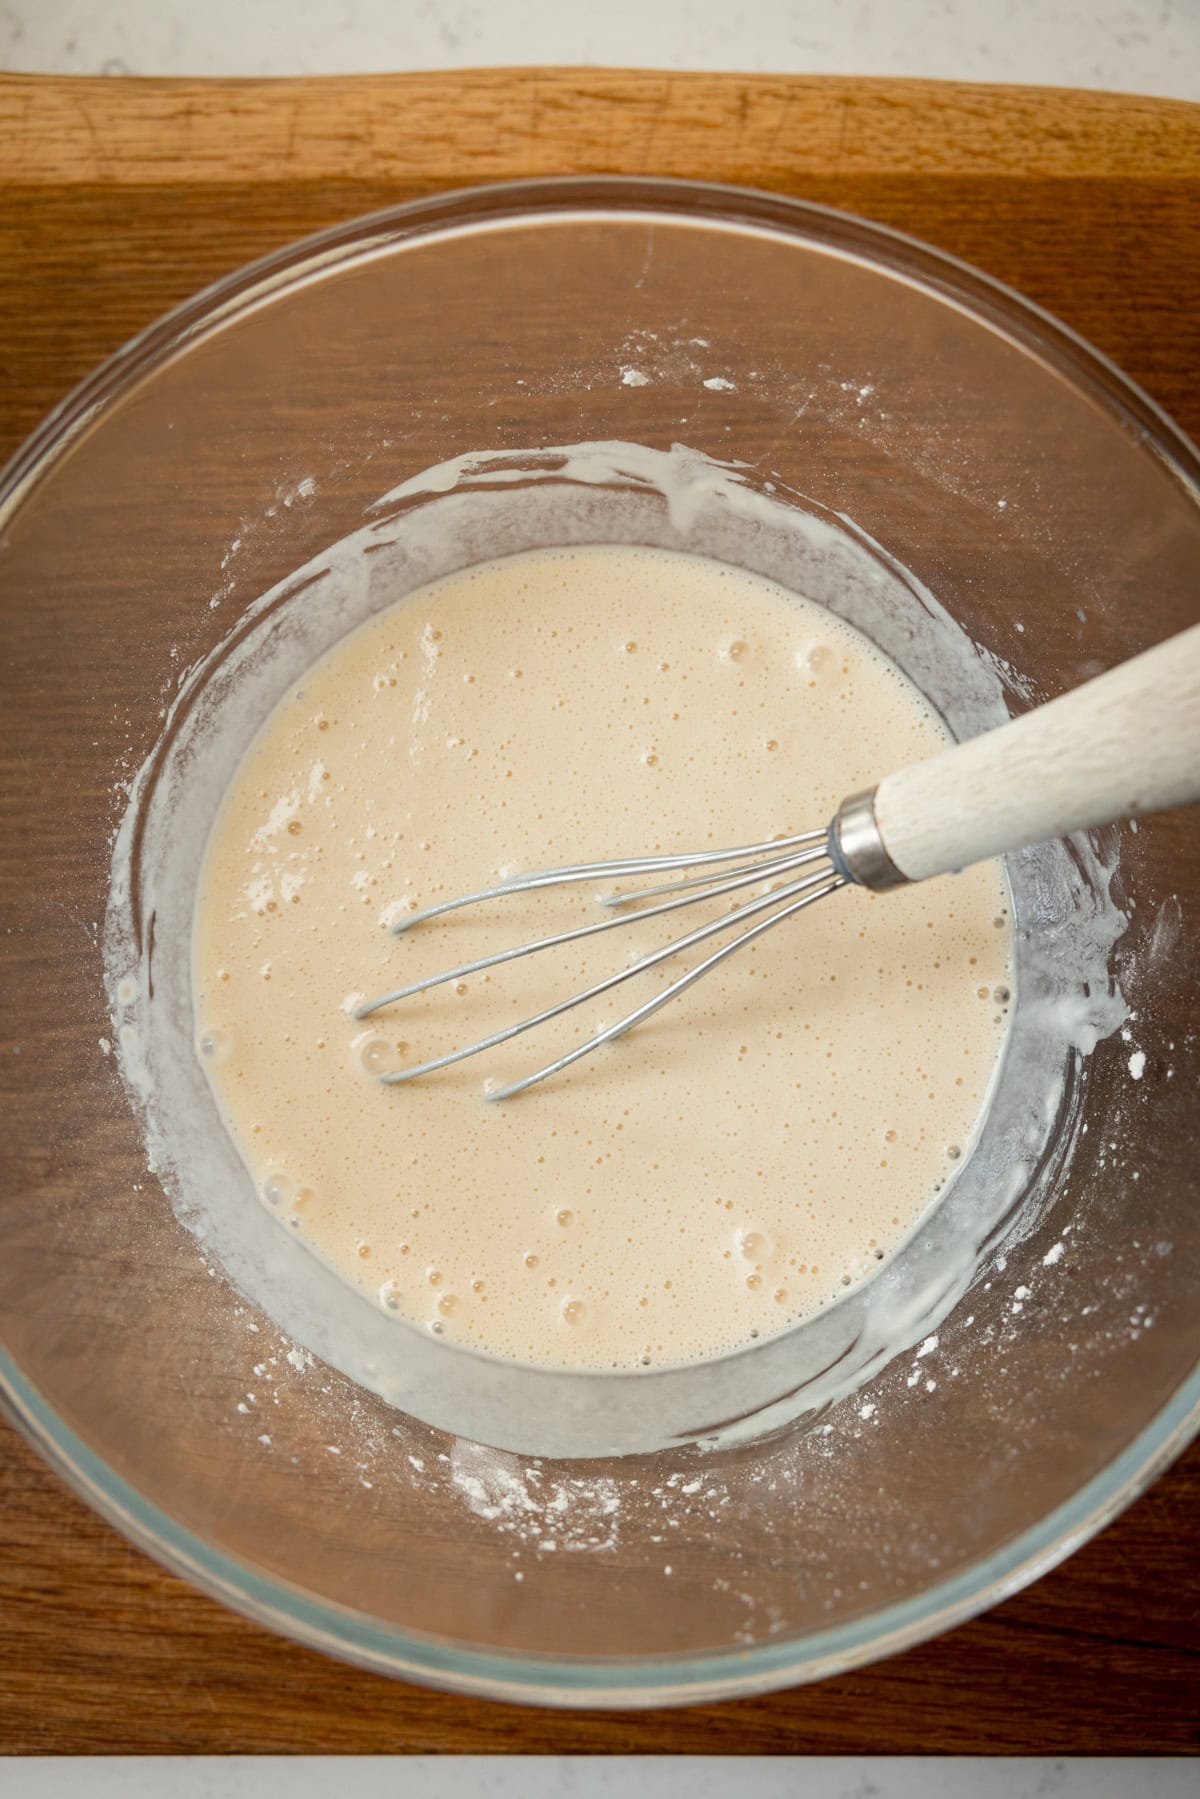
372 859 843 1091
355 840 831 1019
389 827 827 935
488 870 845 1100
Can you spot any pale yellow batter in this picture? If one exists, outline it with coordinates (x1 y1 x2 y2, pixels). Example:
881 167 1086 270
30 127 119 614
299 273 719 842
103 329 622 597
193 546 1012 1371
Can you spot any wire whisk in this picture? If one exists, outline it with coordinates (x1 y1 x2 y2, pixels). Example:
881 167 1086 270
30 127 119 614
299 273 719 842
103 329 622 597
356 621 1200 1099
356 826 846 1100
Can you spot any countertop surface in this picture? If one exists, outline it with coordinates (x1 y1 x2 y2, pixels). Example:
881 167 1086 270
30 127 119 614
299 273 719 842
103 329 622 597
3 0 1200 103
1 67 1199 1757
4 1757 1200 1795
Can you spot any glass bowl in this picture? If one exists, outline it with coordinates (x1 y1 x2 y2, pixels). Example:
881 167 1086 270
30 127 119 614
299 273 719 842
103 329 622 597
1 177 1198 1707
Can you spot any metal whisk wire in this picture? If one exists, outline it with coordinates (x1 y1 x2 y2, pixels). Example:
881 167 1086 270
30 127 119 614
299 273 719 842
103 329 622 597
355 828 844 1099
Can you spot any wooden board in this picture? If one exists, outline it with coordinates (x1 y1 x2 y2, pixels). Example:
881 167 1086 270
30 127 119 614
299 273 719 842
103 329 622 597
1 69 1198 1756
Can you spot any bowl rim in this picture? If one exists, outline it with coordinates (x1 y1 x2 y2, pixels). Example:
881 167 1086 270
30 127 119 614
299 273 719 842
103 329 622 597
4 1345 1197 1705
3 173 1198 1706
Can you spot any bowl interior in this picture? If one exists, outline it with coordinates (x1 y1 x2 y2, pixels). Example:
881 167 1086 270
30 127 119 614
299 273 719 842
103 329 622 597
2 180 1198 1703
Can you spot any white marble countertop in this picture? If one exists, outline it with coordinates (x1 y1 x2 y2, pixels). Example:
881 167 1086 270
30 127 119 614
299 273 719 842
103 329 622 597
3 1756 1199 1796
1 0 1198 103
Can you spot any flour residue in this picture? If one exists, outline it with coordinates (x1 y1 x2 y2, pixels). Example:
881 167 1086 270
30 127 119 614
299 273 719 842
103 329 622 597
451 1441 622 1552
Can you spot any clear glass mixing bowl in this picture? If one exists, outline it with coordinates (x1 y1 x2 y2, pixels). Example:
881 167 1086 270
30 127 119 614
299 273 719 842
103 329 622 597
1 178 1198 1706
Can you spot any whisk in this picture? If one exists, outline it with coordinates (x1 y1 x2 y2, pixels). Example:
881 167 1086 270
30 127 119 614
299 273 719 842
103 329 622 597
357 623 1200 1099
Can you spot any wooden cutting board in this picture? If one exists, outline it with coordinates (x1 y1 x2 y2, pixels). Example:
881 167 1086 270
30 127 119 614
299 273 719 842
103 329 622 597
1 69 1198 1756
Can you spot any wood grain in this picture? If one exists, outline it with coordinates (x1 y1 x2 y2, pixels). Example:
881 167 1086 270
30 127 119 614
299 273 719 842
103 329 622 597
1 71 1197 185
1 69 1198 1755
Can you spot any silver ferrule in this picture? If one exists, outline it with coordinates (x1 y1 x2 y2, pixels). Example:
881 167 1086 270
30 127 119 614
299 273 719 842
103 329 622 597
829 787 910 891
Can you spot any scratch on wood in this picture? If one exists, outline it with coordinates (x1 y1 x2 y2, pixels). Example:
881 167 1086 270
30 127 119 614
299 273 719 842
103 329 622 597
766 93 796 166
284 96 301 169
528 71 542 152
638 77 673 173
835 98 852 176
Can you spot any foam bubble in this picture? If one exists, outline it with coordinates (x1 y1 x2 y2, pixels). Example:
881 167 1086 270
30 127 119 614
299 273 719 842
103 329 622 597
198 1027 231 1063
262 1172 296 1209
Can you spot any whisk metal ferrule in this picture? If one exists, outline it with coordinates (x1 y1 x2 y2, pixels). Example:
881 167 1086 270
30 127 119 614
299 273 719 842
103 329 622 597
829 788 909 892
